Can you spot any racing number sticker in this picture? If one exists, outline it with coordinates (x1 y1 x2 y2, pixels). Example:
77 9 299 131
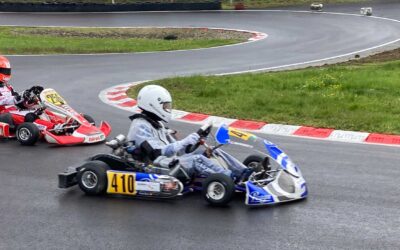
106 171 137 196
228 128 256 141
44 91 66 106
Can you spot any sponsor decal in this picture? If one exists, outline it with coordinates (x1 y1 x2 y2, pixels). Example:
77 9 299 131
228 127 256 141
249 191 274 204
87 134 105 142
135 181 161 192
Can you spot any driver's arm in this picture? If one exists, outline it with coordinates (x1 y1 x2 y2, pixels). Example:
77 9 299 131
127 120 199 160
159 132 199 157
0 95 16 106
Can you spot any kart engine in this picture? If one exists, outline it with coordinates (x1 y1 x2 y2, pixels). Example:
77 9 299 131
106 134 130 157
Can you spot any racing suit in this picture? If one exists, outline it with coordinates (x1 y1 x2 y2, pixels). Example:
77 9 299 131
127 113 247 178
0 84 54 129
0 83 18 110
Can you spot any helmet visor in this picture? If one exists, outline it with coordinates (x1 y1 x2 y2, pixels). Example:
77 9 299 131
0 67 11 75
163 102 172 113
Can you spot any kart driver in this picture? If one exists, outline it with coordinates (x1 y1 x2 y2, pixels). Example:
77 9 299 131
0 56 23 110
0 55 53 130
127 85 252 180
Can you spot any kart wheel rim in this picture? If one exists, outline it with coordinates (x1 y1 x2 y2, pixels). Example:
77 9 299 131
81 171 98 189
247 162 259 169
18 128 31 141
207 182 226 201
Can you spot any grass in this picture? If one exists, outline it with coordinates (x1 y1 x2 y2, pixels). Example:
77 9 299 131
0 26 248 54
127 60 400 134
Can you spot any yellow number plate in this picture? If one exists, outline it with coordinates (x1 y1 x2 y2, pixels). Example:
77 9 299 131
106 171 137 196
44 90 66 106
228 127 256 141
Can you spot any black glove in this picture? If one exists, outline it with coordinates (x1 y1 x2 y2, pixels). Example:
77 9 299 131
30 85 44 96
14 94 23 104
14 94 26 109
22 89 31 100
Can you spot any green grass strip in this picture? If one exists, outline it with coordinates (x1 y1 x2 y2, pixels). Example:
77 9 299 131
0 27 244 54
128 60 400 134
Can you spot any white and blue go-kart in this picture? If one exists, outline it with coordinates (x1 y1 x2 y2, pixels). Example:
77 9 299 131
58 123 308 206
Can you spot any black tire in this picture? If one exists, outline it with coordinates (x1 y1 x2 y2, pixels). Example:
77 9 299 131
202 173 235 206
0 113 15 131
243 155 271 172
77 161 110 195
16 122 40 146
82 114 95 125
24 112 39 123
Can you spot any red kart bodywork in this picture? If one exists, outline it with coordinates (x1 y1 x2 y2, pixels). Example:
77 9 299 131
0 88 111 145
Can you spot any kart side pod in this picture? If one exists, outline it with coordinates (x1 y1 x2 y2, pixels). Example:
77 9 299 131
0 122 11 137
58 164 184 199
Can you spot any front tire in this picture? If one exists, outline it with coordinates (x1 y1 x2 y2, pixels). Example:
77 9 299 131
16 122 40 146
202 173 235 206
82 114 95 125
77 161 110 195
243 155 271 172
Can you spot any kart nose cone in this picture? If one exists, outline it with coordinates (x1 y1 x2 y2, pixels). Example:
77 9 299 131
245 170 307 206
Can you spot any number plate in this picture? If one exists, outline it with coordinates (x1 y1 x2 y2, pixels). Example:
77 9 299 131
228 127 256 141
106 171 137 196
41 89 67 106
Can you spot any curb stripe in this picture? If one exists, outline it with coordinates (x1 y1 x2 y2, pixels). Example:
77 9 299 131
293 127 334 138
108 94 128 101
181 113 210 122
365 134 400 145
230 120 266 130
118 100 137 107
107 90 127 96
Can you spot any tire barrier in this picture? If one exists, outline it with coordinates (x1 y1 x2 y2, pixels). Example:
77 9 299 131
0 1 221 12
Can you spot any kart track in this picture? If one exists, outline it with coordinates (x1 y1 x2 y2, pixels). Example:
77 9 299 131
1 2 400 249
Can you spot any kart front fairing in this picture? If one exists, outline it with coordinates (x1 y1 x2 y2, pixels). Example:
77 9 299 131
215 125 308 206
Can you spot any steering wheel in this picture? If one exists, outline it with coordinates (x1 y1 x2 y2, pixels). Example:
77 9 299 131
185 123 213 154
22 86 43 102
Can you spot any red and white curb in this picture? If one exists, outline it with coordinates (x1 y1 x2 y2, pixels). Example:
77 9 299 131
99 82 400 147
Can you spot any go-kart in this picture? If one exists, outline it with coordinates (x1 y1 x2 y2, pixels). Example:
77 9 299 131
58 123 308 206
0 87 111 145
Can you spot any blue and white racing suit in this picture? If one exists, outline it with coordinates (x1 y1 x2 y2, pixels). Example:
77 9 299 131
127 116 246 178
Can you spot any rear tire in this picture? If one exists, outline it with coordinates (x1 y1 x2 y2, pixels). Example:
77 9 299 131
77 161 110 195
82 114 95 126
202 173 235 206
16 122 40 146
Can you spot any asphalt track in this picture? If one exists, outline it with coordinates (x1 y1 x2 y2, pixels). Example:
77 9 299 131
1 2 400 250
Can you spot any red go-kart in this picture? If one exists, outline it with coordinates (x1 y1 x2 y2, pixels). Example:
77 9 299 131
0 87 111 146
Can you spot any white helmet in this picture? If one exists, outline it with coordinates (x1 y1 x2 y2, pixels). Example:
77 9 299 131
137 85 172 123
